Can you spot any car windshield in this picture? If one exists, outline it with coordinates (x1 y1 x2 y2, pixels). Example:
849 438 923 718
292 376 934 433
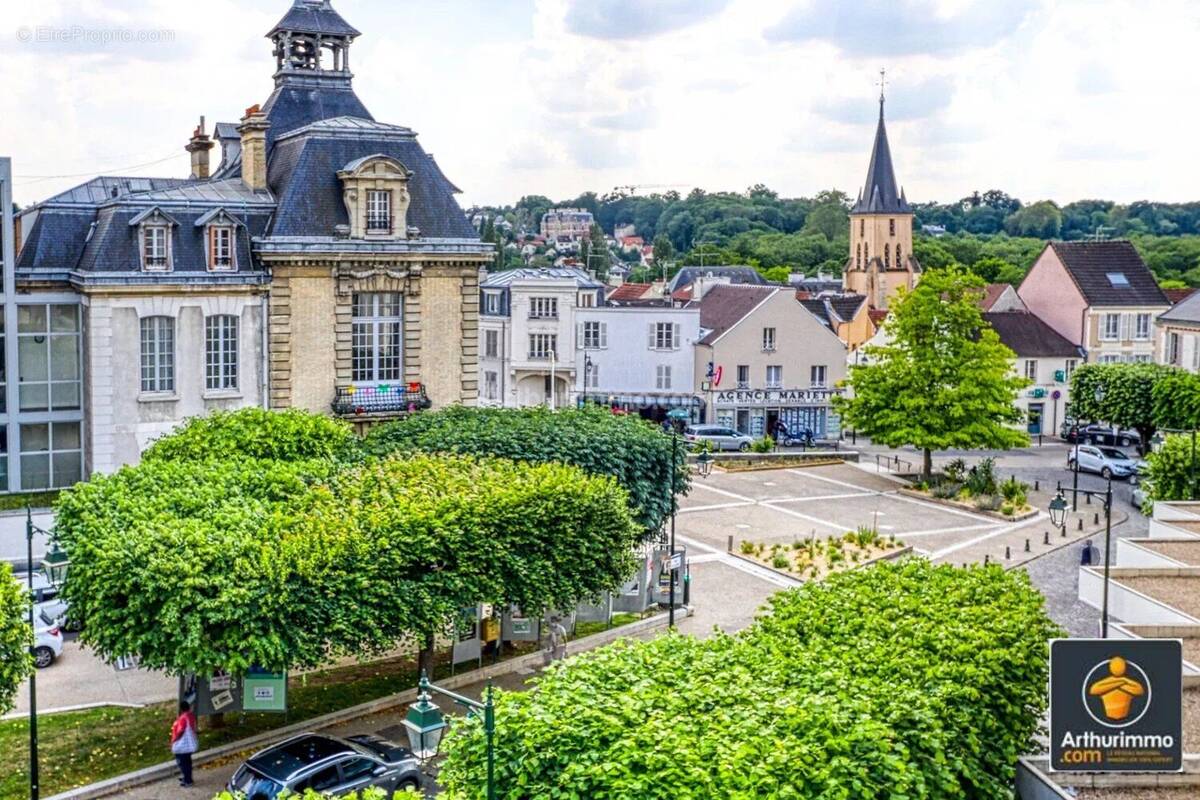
231 766 286 800
1099 448 1129 460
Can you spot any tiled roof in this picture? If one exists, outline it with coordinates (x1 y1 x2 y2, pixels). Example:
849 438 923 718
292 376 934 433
983 311 1081 358
697 285 776 345
269 0 361 37
868 308 889 326
1046 241 1168 307
798 295 868 329
667 266 766 293
266 120 475 239
980 283 1012 310
608 283 651 301
1165 287 1196 305
850 100 910 214
1157 289 1200 325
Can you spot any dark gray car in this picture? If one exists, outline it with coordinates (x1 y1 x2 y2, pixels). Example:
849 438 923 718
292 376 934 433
228 733 421 799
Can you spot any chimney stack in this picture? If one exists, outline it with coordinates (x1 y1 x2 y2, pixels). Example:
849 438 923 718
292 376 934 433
185 116 215 180
237 105 270 192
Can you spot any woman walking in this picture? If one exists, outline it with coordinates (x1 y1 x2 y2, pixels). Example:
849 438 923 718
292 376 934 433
170 700 199 787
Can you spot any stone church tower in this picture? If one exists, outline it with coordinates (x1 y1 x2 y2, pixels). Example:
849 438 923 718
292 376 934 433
843 93 920 310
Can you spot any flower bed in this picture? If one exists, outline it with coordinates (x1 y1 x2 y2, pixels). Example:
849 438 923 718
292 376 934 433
737 528 908 580
905 456 1036 520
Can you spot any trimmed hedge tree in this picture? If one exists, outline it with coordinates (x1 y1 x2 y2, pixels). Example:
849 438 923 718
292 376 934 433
0 562 32 714
363 405 689 537
439 560 1059 799
55 416 640 677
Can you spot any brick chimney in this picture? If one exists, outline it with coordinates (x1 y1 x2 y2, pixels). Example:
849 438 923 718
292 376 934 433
185 116 215 179
237 104 270 192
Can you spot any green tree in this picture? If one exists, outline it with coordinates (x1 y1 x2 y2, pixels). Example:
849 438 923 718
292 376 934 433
441 561 1059 799
1151 369 1200 431
1070 363 1174 453
0 562 32 714
1005 200 1063 239
970 256 1017 283
651 234 674 268
833 266 1028 477
801 201 848 241
584 222 610 282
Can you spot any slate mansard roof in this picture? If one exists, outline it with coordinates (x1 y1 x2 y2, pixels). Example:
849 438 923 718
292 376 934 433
267 117 476 240
269 0 361 38
1047 240 1169 307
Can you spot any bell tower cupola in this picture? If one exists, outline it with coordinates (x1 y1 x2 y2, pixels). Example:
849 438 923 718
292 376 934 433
268 0 361 90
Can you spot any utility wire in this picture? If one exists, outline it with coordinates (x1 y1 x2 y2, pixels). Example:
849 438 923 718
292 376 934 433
15 152 186 183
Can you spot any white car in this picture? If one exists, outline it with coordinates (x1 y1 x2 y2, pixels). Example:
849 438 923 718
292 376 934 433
34 624 63 669
1067 445 1140 480
684 424 755 452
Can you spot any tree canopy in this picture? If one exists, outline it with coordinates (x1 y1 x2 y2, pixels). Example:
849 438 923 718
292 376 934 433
440 560 1059 799
833 266 1028 476
0 562 32 714
1069 362 1176 452
53 409 642 677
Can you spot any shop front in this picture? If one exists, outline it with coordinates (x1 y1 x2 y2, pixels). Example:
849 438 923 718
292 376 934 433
710 388 842 439
579 392 704 424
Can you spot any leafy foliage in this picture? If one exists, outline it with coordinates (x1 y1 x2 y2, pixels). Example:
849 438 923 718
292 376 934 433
142 408 359 464
1151 370 1200 431
834 266 1028 476
0 562 32 715
363 405 688 537
1070 363 1176 451
54 409 641 677
213 789 394 800
440 561 1059 799
1145 433 1200 503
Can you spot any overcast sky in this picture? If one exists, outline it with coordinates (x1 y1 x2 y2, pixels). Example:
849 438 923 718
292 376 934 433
3 0 1198 209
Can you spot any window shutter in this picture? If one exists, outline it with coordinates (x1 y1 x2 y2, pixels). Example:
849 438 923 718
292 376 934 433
600 323 608 349
673 323 681 349
576 322 584 349
648 324 655 349
1120 313 1131 341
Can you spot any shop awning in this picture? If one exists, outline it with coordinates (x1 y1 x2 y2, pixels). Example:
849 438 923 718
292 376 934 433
581 393 704 409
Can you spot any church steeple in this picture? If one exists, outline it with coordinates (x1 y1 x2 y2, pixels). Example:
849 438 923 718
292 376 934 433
268 1 361 89
850 81 910 215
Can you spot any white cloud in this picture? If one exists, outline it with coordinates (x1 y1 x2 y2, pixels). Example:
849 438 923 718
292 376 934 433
564 0 733 40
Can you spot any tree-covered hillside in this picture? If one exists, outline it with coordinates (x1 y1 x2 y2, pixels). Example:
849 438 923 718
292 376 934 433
471 186 1200 287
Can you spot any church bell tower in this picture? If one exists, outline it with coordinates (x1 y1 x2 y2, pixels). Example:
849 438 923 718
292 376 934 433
843 77 920 311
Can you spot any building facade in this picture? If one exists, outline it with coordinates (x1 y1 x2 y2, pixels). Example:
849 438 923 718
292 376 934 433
478 268 604 409
983 311 1082 436
574 305 702 421
694 285 847 438
842 95 920 311
1018 241 1169 365
13 0 491 478
540 208 594 240
1156 291 1200 372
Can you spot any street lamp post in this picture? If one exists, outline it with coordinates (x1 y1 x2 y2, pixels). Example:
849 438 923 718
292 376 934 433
668 427 678 629
403 672 495 800
1048 483 1114 637
22 507 62 800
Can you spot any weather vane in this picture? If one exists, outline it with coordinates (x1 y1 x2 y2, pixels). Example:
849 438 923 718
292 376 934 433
878 67 887 102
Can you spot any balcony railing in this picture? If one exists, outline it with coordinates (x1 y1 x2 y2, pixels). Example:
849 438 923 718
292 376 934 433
527 351 559 361
366 214 393 234
332 382 431 417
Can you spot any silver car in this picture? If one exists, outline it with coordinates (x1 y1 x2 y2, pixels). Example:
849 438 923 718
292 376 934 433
1067 445 1139 480
684 424 754 452
229 733 421 799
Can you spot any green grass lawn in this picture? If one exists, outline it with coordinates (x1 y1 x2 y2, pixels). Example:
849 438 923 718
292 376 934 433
0 612 648 798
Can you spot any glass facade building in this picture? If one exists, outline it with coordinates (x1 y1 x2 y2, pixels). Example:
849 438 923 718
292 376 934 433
0 157 85 492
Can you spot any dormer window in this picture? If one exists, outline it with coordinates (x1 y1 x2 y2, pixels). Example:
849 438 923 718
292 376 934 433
208 226 235 271
338 155 412 240
366 190 392 234
142 226 169 271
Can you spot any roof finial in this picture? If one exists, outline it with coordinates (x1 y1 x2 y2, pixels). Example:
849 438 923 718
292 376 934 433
878 67 886 117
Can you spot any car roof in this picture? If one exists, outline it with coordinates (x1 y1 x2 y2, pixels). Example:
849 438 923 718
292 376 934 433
247 734 362 781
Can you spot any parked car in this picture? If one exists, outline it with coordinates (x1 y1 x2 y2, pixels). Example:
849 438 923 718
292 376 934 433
34 624 63 668
11 571 59 604
228 733 421 799
35 598 80 633
684 424 754 452
1062 423 1140 448
1067 445 1140 480
1130 474 1150 510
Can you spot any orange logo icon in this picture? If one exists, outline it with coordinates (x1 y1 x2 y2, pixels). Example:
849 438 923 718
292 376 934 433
1088 656 1146 721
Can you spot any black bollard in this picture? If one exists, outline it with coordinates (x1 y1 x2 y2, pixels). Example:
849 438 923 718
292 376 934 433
1086 493 1092 505
727 535 733 553
1044 530 1050 545
1005 545 1011 560
1077 518 1084 531
1025 538 1031 552
1094 512 1099 525
984 554 990 565
1035 479 1040 492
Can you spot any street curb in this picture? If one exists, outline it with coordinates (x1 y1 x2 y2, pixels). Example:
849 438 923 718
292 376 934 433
2 701 145 722
44 609 685 800
1004 505 1131 572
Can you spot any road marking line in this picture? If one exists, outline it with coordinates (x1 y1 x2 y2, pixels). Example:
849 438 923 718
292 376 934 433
677 501 755 514
887 490 1000 522
893 522 1001 538
677 534 801 588
929 512 1048 559
690 483 756 502
787 469 882 493
760 502 844 530
765 492 876 504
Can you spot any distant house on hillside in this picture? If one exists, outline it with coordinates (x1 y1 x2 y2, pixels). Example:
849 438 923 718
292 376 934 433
667 266 766 294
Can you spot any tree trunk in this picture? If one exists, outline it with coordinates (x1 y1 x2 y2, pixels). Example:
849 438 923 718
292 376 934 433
417 631 436 680
923 448 933 481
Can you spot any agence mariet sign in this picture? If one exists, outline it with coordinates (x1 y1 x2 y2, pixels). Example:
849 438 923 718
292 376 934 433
713 388 840 406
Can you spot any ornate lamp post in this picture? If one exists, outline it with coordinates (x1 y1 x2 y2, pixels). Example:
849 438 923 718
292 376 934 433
696 450 713 479
1049 483 1114 637
403 672 495 800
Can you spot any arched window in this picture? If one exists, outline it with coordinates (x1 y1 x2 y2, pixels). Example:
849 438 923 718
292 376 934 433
884 244 890 269
855 243 861 269
889 218 896 236
864 242 869 263
896 244 903 267
859 219 865 236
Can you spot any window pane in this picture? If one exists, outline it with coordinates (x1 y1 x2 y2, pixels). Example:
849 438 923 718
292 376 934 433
18 336 48 381
21 423 50 452
52 451 82 488
50 305 79 333
19 385 48 413
20 454 50 491
18 305 47 333
50 335 79 380
51 422 81 450
51 382 81 411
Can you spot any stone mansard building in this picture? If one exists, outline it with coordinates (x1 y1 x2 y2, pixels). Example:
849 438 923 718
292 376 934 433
14 0 491 480
842 95 921 310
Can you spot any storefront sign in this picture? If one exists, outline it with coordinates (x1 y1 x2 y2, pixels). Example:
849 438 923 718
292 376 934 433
714 388 839 406
1049 639 1182 772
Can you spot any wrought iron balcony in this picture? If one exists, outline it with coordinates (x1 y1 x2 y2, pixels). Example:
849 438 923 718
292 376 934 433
366 214 394 234
332 382 431 417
